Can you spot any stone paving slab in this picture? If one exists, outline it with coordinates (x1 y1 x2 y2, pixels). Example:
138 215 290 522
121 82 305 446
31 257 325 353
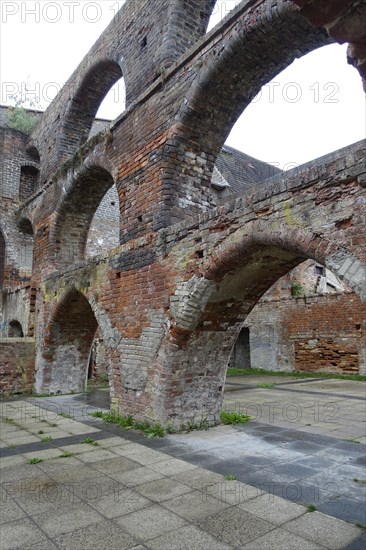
283 512 361 549
240 527 324 549
144 524 233 549
0 518 50 550
116 503 188 541
53 520 141 550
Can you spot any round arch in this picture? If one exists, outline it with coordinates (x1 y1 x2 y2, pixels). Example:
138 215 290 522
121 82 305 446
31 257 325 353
39 288 99 394
8 320 24 338
60 58 123 157
177 1 331 155
171 224 366 339
17 216 34 236
50 164 117 265
155 226 366 427
35 286 122 397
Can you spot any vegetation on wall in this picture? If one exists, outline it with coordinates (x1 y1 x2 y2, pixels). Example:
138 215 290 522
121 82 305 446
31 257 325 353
290 281 305 297
5 89 42 134
7 106 38 134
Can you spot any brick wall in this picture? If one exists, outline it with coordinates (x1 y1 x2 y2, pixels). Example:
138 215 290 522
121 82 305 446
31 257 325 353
0 286 32 338
245 292 366 374
0 339 35 396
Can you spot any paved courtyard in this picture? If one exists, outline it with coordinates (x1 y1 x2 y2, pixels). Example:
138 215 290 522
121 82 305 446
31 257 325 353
0 376 365 549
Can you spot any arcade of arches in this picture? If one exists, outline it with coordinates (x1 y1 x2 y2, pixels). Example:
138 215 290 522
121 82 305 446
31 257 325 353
0 0 365 428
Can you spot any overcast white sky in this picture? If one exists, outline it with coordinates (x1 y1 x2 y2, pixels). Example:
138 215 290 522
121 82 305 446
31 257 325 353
1 0 365 169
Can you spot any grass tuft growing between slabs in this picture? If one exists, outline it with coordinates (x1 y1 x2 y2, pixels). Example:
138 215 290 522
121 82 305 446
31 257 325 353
220 411 251 425
306 504 317 512
89 411 167 438
27 457 43 464
90 411 226 437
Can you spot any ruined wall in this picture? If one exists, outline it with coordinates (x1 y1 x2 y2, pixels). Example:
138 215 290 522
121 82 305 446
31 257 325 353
28 0 219 182
245 291 366 374
0 339 35 396
0 116 37 288
0 286 32 339
237 259 365 375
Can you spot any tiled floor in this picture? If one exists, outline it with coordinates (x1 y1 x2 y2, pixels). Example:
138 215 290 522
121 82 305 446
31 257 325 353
0 375 365 549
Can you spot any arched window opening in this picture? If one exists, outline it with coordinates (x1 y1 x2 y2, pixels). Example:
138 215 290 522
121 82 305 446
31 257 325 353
18 217 34 236
93 76 126 128
53 166 117 265
45 290 99 394
223 44 365 171
0 230 5 288
16 217 34 274
8 320 24 338
61 60 123 156
86 184 120 257
19 166 40 201
88 76 126 140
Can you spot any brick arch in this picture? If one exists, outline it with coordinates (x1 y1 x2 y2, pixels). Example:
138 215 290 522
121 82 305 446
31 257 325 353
160 0 217 67
17 215 34 236
59 59 123 159
177 0 330 153
50 164 117 266
203 225 366 298
37 288 98 394
152 226 366 428
25 145 40 163
170 224 366 339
